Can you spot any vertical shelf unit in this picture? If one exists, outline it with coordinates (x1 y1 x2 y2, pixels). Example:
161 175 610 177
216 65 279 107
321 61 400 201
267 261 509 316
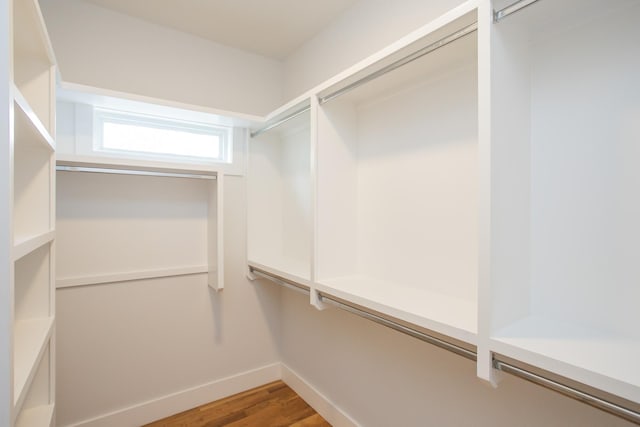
1 0 56 425
248 100 314 283
314 6 479 345
485 0 640 405
248 0 640 419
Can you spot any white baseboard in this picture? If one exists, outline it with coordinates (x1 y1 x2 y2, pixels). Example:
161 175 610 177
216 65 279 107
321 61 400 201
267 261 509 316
281 364 359 427
64 363 281 427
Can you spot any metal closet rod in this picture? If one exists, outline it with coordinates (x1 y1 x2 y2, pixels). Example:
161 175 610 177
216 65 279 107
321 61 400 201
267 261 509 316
493 358 640 424
317 292 477 362
249 267 311 296
56 165 217 180
250 105 311 138
494 0 541 22
318 21 478 105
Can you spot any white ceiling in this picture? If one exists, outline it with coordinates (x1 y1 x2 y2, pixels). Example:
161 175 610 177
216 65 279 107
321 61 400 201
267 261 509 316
80 0 359 59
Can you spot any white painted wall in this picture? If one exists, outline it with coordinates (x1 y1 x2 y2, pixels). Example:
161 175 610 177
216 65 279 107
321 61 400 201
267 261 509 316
55 173 282 426
282 0 466 99
39 0 283 116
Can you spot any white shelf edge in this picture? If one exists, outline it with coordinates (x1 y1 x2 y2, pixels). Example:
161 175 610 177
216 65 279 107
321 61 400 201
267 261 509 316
489 335 640 404
13 230 55 262
15 403 54 427
247 260 313 287
13 317 54 414
314 279 477 345
56 153 224 176
56 265 208 288
13 85 55 151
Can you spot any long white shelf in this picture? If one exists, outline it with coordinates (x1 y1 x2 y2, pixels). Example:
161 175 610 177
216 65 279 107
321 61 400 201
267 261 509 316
13 230 55 262
56 154 222 177
13 86 55 152
15 404 54 427
14 317 54 413
316 276 477 345
491 315 640 404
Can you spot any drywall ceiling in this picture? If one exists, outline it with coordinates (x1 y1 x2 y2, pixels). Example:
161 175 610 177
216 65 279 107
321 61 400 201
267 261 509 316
79 0 359 59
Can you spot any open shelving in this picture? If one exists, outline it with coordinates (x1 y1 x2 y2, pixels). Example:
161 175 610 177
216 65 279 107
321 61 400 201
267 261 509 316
247 0 640 418
314 7 479 344
487 0 640 404
0 0 57 425
13 88 54 245
248 101 313 282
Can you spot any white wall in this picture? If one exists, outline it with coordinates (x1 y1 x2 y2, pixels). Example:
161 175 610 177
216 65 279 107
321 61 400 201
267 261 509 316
282 0 466 99
39 0 283 116
55 173 282 426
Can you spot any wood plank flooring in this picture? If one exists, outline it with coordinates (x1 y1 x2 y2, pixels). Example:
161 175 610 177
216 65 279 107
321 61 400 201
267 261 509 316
143 381 331 427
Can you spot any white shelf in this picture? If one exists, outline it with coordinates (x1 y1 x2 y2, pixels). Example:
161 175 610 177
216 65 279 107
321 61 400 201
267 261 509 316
316 276 476 345
13 86 55 152
248 260 312 287
15 404 54 427
491 315 640 403
13 230 55 262
13 317 54 412
56 153 222 176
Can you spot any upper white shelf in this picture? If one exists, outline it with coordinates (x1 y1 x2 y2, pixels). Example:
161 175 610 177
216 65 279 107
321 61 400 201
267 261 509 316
316 276 477 345
491 315 640 404
13 87 55 152
56 154 221 177
316 2 477 105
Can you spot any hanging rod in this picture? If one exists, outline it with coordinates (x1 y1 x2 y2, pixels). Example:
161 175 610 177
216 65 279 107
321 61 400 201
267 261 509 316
493 0 541 22
250 105 311 138
56 165 217 180
493 357 640 424
318 21 477 105
317 292 477 361
249 266 311 296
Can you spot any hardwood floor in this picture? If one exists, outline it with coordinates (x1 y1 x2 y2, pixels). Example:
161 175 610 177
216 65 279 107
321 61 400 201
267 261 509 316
143 381 331 427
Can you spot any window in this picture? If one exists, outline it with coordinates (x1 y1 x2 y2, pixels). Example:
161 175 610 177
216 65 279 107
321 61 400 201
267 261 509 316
94 108 232 163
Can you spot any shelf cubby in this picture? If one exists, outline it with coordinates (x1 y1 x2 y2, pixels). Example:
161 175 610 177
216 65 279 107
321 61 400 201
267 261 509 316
488 0 640 402
14 343 53 426
14 245 52 322
13 88 55 246
12 0 56 134
315 8 479 344
248 102 312 281
12 141 52 253
13 317 53 413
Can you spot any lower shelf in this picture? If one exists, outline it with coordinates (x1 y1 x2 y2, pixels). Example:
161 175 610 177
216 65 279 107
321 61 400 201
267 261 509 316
14 317 54 410
316 275 477 345
491 315 640 404
15 404 54 427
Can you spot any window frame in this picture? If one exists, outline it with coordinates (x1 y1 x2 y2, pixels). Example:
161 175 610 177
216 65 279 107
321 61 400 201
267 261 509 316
93 108 233 164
